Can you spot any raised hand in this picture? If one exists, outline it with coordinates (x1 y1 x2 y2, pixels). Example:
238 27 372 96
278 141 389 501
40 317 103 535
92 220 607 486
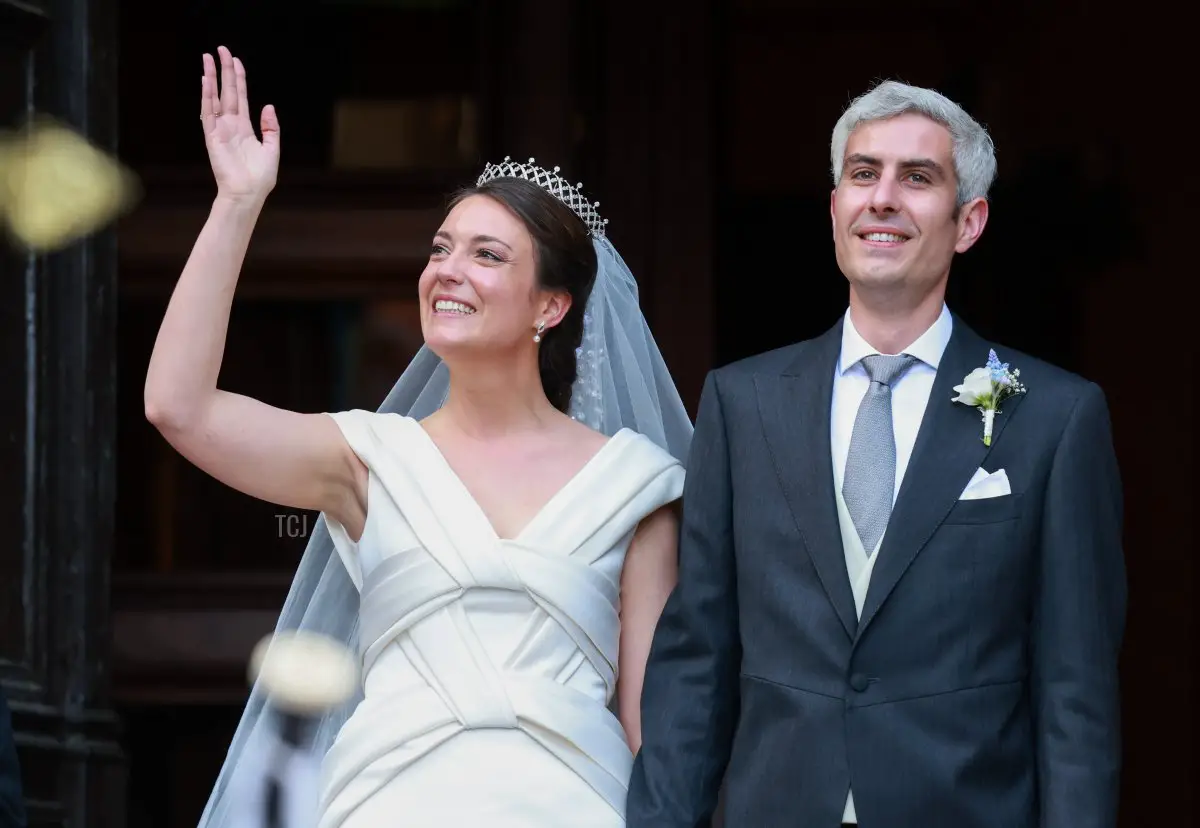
200 46 279 203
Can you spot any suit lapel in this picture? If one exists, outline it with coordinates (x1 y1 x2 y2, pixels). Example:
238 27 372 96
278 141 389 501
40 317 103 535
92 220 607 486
754 321 858 640
855 319 1025 638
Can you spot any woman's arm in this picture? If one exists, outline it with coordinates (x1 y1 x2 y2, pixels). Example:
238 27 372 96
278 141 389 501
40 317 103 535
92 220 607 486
617 503 681 751
144 47 366 536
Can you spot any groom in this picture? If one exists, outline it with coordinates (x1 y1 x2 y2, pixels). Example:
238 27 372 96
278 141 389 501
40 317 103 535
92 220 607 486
627 80 1126 827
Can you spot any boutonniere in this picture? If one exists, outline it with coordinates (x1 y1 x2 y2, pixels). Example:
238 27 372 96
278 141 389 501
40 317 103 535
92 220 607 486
951 349 1027 446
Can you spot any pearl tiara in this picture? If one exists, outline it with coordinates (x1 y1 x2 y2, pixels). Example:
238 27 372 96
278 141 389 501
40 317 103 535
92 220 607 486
476 156 608 238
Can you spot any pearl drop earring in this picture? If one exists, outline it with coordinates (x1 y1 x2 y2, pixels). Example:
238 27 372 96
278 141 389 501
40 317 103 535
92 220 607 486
533 320 545 343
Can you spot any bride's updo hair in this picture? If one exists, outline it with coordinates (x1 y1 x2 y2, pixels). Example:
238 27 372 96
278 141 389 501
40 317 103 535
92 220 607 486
448 177 598 414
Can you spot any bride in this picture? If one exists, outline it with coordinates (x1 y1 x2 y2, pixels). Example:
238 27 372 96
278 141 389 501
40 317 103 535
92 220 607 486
147 47 695 827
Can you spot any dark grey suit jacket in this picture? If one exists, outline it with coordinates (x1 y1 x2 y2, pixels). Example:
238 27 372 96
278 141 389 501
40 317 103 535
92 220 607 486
0 689 25 828
627 316 1126 828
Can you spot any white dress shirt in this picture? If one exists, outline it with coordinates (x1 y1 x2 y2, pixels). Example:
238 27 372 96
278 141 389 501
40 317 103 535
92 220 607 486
830 303 953 824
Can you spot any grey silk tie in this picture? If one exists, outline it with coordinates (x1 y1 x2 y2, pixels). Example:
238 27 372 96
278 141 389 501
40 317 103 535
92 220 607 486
842 354 919 556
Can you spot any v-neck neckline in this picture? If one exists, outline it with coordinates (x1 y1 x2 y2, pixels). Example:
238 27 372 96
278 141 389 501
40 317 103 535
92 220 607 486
407 417 630 543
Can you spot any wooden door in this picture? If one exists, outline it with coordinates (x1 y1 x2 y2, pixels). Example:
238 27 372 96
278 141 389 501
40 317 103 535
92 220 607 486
0 0 126 825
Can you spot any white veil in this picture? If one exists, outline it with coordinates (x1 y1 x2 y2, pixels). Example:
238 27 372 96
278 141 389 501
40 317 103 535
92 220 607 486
196 174 695 827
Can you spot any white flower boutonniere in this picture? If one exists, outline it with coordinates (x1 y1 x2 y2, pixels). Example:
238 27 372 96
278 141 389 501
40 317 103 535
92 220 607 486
952 349 1027 446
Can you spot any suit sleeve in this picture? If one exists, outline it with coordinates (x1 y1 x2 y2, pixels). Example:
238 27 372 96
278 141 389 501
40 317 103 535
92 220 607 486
0 690 27 828
626 372 741 828
1032 382 1127 828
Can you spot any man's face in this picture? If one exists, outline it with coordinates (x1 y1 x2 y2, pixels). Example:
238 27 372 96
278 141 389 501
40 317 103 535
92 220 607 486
830 112 987 301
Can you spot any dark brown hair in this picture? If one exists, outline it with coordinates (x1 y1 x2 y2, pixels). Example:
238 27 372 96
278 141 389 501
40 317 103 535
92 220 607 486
448 177 597 413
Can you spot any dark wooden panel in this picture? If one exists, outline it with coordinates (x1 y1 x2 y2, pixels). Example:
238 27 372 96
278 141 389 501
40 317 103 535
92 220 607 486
0 250 36 680
0 14 53 828
111 573 291 704
733 0 996 19
486 0 575 165
117 0 484 171
118 203 438 297
128 164 474 208
1 0 128 823
589 1 718 415
0 0 45 700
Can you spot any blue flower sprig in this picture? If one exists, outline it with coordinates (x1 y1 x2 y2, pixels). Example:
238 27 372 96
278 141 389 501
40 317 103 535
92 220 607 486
951 349 1027 445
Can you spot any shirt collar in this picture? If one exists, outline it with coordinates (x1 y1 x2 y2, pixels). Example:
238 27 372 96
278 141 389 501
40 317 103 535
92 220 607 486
838 303 954 375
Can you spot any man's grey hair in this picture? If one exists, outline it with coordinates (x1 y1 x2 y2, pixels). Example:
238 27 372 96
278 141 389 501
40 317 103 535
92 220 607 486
830 80 997 206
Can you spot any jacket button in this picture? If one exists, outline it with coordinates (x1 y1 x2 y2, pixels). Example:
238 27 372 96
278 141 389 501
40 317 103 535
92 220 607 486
849 673 870 692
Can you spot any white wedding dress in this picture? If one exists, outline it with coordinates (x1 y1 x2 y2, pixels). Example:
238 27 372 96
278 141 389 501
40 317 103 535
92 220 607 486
314 410 685 827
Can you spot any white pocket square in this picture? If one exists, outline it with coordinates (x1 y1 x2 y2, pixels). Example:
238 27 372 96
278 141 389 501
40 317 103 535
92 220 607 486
958 467 1011 500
